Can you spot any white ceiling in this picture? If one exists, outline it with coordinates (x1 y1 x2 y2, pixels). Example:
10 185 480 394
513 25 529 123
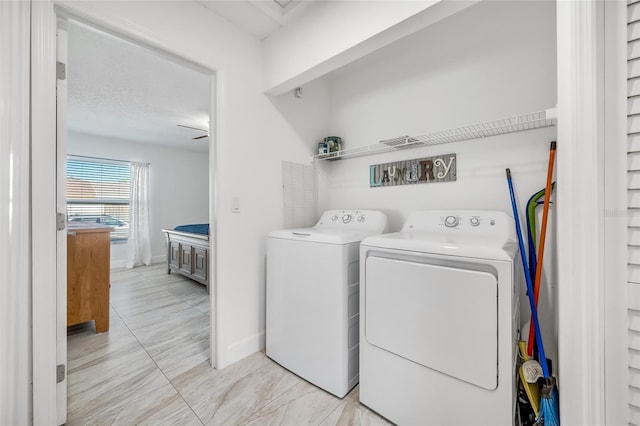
199 0 309 39
66 1 312 152
67 22 211 152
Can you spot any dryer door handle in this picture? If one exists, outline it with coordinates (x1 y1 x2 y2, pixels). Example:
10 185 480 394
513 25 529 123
291 232 311 237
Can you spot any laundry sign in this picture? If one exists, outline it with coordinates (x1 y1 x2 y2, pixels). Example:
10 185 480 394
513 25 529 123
370 153 456 187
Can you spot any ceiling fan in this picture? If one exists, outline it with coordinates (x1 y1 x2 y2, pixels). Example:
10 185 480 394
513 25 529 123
177 124 209 140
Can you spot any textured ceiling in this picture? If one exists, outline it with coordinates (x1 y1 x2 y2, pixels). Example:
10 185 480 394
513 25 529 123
67 22 211 152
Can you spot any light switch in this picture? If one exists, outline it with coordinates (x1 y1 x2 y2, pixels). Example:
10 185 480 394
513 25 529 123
231 197 240 213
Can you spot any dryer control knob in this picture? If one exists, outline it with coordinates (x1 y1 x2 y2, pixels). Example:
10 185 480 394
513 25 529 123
357 215 365 223
444 215 459 227
342 214 352 224
470 217 480 227
331 215 338 222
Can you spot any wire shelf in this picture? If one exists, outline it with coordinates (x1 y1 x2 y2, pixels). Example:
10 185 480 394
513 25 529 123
313 107 557 162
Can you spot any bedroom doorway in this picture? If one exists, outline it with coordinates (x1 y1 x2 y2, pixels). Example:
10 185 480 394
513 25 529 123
54 12 218 424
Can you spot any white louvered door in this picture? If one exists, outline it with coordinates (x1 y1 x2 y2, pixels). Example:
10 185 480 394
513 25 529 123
629 2 640 423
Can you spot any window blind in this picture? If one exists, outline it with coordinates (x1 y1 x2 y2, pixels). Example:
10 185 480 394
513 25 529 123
67 157 131 242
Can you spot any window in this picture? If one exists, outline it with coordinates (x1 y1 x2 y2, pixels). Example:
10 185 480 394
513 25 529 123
66 157 131 242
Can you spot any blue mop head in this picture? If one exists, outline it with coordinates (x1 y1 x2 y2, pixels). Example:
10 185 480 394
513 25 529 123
537 377 560 426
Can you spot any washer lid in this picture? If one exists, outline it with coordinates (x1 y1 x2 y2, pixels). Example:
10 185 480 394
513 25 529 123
361 231 517 261
268 228 378 245
268 209 388 245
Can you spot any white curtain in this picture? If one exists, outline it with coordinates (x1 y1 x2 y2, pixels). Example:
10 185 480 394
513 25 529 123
126 162 151 268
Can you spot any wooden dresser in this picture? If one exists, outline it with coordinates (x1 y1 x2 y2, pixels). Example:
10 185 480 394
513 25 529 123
67 224 113 333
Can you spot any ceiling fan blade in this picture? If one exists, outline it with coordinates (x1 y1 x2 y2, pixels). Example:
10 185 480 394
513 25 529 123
192 135 209 140
177 124 208 133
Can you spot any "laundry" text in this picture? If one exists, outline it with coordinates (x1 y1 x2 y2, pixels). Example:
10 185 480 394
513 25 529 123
369 154 456 188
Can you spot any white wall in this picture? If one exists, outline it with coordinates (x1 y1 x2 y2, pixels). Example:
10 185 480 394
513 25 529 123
324 0 557 221
263 0 478 95
67 131 209 268
56 0 314 368
318 1 559 361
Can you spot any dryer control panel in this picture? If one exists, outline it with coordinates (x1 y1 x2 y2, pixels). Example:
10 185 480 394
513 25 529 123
401 210 515 240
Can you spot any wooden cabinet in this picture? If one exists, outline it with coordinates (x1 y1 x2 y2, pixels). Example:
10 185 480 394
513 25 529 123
163 229 209 291
67 225 112 333
193 246 208 283
179 243 192 275
169 242 180 270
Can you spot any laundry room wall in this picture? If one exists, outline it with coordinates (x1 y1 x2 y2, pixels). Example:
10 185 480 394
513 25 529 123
262 0 457 94
318 1 558 363
267 77 333 212
67 131 209 268
321 0 556 225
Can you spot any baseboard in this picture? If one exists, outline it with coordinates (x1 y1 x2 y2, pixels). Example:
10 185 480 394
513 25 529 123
111 259 127 269
110 254 166 269
225 330 266 367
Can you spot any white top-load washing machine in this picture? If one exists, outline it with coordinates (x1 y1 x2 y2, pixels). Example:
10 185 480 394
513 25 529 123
359 210 519 426
266 209 388 398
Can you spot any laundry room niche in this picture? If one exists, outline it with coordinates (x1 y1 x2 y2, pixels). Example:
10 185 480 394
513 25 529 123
271 0 559 385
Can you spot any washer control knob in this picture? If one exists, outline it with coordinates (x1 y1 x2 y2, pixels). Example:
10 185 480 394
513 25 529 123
444 215 459 228
331 215 338 222
342 214 352 224
470 217 480 227
357 215 365 223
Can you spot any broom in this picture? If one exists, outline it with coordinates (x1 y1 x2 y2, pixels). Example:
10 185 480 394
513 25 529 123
506 168 560 426
518 340 540 419
527 141 557 358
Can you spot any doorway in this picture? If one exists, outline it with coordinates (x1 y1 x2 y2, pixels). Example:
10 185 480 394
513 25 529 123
34 7 219 424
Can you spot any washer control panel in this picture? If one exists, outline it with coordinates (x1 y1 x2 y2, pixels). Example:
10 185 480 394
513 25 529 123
316 210 388 233
444 215 459 228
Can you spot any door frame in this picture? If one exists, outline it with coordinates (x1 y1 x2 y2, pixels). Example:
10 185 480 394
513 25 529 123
30 2 221 422
31 3 59 424
55 25 68 425
0 3 32 425
556 0 628 424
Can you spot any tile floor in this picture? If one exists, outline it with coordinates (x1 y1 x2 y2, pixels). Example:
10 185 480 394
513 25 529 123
67 263 392 425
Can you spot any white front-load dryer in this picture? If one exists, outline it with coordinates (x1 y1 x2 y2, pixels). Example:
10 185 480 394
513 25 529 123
266 210 388 398
359 210 519 425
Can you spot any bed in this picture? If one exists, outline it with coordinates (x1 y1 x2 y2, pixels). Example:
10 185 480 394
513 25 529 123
162 224 210 292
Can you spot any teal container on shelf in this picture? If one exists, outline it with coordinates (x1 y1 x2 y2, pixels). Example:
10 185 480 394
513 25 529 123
324 136 342 154
317 141 327 154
